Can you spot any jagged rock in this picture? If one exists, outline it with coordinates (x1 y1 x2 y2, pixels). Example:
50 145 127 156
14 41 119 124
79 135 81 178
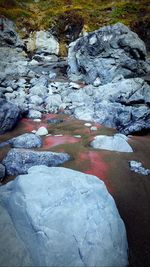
91 134 133 152
0 99 21 134
29 85 48 98
8 133 42 149
68 23 148 85
26 31 59 54
0 17 23 47
0 166 128 267
27 110 42 119
0 164 5 181
129 161 150 175
2 149 70 175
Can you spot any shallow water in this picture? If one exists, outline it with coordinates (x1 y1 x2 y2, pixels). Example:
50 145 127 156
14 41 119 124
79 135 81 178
0 114 150 267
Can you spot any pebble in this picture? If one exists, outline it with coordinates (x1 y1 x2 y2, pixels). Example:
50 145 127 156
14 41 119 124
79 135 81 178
90 126 98 131
33 119 41 122
73 135 81 138
84 123 92 127
36 127 48 136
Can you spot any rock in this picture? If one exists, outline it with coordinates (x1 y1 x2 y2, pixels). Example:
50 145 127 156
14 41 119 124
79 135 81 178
0 204 34 266
29 85 48 98
2 149 70 175
0 17 23 47
90 126 98 131
0 166 128 267
91 134 133 152
29 95 43 105
84 123 92 127
129 161 150 175
8 133 42 149
68 23 147 85
36 126 48 136
0 99 21 134
26 31 59 54
93 77 101 87
28 110 42 119
47 118 64 124
0 164 5 181
45 95 62 113
49 72 57 79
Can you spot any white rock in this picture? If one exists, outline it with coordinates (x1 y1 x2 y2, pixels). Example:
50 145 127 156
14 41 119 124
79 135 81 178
69 82 81 89
33 119 41 122
28 110 42 119
91 134 133 152
0 166 128 267
29 59 39 66
93 77 101 87
90 126 98 131
36 31 59 54
73 135 81 138
36 126 48 136
84 123 92 127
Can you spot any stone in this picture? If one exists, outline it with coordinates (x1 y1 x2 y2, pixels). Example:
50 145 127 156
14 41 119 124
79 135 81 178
28 110 42 119
0 164 5 181
90 126 98 131
29 85 48 98
129 161 150 175
47 118 64 124
8 133 42 149
68 23 147 85
0 99 21 134
45 95 62 112
36 126 48 136
26 31 59 54
2 149 70 175
0 17 23 47
84 123 92 127
91 134 133 152
0 166 128 267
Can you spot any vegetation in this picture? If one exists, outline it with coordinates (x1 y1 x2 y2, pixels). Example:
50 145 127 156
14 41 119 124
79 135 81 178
0 0 149 42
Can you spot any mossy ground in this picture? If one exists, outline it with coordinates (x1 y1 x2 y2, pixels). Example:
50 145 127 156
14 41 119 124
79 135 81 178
0 0 149 39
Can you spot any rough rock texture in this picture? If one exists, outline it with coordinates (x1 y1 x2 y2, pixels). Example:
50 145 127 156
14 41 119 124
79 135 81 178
0 166 128 267
91 134 133 152
2 149 70 175
0 99 21 134
0 17 23 47
129 161 150 175
8 133 42 148
68 23 149 85
0 164 5 181
26 31 59 54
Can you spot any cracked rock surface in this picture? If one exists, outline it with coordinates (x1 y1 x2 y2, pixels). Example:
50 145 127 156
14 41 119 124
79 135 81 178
0 166 128 267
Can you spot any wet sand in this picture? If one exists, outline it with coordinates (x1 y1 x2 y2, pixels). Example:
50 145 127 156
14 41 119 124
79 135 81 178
0 114 150 267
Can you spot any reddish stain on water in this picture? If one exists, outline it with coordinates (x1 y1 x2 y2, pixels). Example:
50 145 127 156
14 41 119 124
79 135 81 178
43 135 80 148
77 151 112 193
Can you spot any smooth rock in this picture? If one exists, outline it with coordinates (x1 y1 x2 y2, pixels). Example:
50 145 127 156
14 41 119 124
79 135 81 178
91 134 133 152
2 149 70 175
0 166 128 267
36 127 48 136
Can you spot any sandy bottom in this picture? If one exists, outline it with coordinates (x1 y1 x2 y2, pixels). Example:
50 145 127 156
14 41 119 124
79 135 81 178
0 114 150 267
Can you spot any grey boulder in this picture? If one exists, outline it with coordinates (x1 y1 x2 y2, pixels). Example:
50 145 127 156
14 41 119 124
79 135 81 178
91 134 133 152
68 23 148 85
2 149 70 175
0 166 128 267
8 133 42 148
0 99 21 134
0 164 5 182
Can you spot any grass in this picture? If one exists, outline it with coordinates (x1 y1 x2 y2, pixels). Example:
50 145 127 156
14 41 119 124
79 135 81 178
0 0 149 42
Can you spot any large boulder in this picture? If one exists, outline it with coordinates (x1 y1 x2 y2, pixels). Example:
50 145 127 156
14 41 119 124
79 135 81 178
91 134 133 152
0 99 21 134
2 148 70 175
0 17 23 47
25 31 59 54
8 133 42 148
0 166 128 267
68 23 149 85
62 78 150 134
